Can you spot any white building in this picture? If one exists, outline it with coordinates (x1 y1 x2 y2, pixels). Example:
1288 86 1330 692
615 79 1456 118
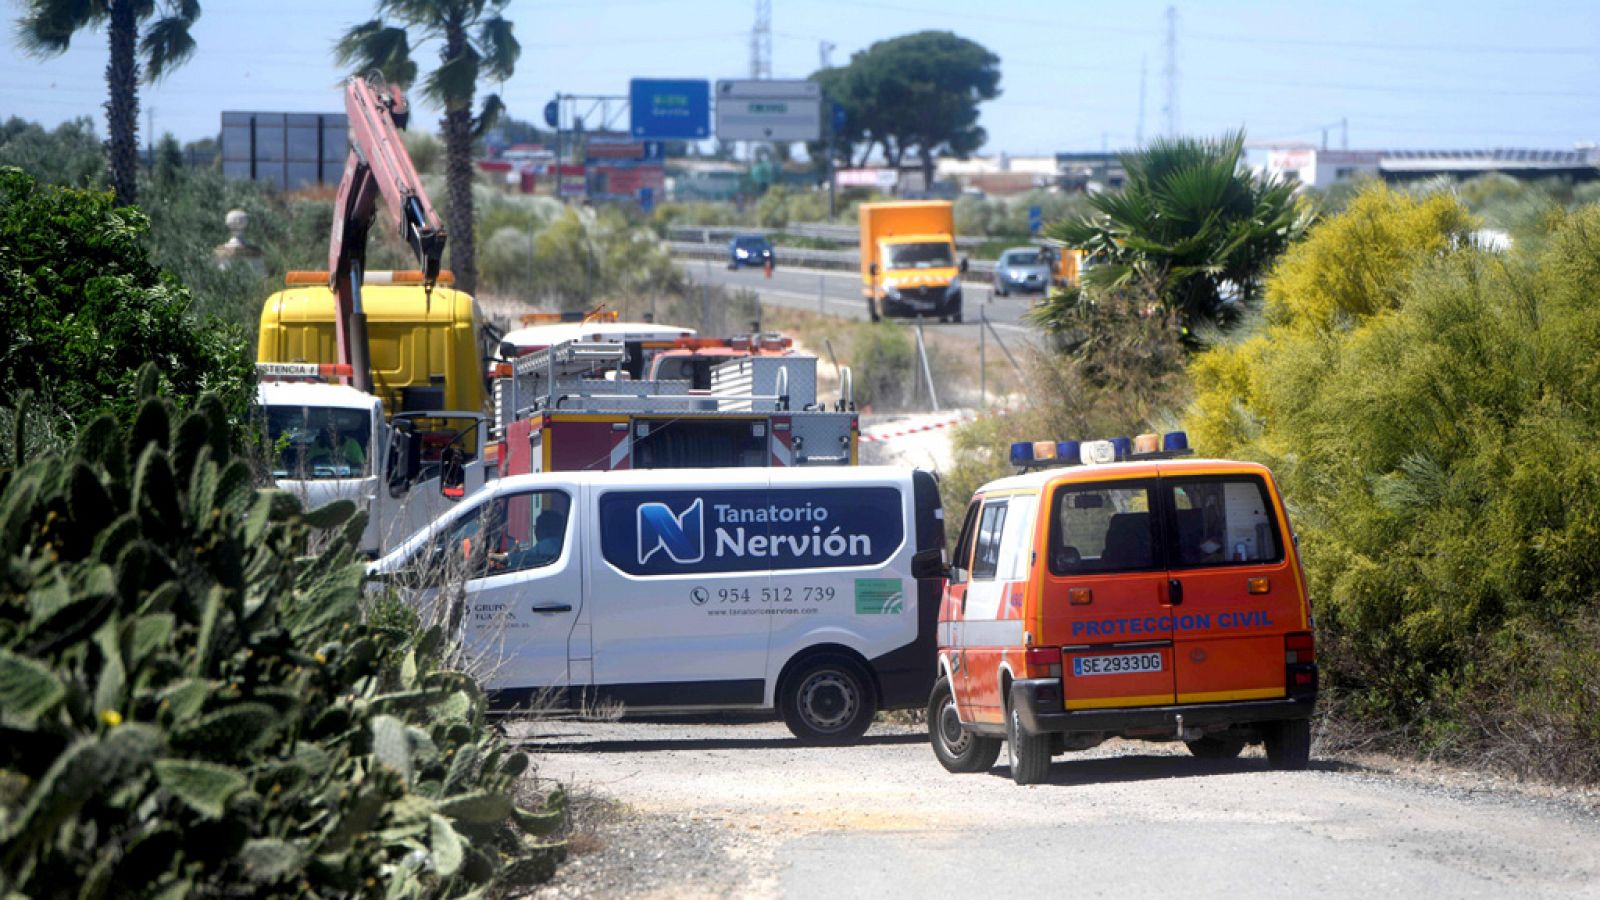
1265 146 1599 190
1265 147 1381 189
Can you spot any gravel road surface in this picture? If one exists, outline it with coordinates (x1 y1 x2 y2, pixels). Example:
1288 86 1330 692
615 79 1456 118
521 718 1600 898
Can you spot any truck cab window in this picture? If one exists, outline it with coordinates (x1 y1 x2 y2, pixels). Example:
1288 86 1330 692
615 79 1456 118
1049 484 1157 574
432 489 572 580
885 241 954 269
970 500 1009 581
265 406 371 480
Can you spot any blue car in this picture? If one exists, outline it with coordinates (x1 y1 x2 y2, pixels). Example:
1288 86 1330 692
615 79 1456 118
728 235 775 270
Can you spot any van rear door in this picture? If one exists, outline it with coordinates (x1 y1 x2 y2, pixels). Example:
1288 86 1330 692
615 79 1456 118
1159 470 1303 705
1043 477 1177 710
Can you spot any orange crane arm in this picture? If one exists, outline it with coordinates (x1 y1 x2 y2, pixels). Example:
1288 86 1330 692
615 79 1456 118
328 76 447 394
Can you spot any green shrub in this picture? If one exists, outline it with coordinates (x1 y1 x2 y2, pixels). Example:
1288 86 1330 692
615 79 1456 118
1185 186 1600 780
0 117 104 190
0 373 564 896
849 324 916 411
0 166 256 435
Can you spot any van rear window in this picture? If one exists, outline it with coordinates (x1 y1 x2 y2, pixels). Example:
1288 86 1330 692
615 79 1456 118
1164 476 1283 567
1048 482 1158 574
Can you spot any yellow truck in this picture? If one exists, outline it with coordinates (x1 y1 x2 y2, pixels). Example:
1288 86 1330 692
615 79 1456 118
858 201 967 323
257 270 486 433
256 270 492 556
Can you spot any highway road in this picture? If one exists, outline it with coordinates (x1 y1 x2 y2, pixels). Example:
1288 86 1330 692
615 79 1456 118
528 718 1600 898
678 259 1043 341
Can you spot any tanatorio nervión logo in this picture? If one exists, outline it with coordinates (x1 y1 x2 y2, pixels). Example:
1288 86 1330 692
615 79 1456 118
602 488 904 576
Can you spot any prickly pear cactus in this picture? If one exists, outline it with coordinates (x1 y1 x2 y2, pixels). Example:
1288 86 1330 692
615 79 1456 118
0 371 565 897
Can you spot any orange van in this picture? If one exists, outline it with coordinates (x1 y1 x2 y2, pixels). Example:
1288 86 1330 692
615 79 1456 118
930 433 1317 784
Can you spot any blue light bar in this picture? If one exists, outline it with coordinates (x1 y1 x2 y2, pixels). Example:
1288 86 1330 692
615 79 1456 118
1110 436 1133 460
1009 442 1033 466
1162 431 1189 452
1056 440 1080 462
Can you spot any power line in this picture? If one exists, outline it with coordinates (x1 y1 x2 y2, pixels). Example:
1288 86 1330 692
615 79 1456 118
1189 73 1600 101
1186 28 1595 57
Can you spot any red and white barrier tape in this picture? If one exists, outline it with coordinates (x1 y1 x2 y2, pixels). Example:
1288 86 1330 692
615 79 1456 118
858 412 973 443
857 407 1020 444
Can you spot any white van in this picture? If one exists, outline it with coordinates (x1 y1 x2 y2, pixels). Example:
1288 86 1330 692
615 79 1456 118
370 466 946 743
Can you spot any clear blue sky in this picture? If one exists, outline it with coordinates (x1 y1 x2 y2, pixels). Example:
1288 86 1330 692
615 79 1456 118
3 0 1597 155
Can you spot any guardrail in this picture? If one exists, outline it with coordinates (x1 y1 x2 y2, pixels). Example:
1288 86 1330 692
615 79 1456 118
665 222 986 251
668 240 996 279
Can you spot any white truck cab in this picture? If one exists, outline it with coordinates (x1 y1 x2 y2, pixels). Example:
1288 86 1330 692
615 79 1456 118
256 371 490 557
370 465 947 744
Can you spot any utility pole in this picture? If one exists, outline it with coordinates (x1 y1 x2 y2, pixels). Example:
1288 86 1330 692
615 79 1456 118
1136 58 1147 148
750 0 772 79
1162 6 1179 138
819 40 835 70
552 93 562 205
827 105 837 219
1341 117 1349 150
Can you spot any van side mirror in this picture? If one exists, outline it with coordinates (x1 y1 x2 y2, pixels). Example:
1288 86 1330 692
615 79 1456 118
869 262 879 277
387 426 418 496
439 447 466 500
911 547 945 580
959 257 969 273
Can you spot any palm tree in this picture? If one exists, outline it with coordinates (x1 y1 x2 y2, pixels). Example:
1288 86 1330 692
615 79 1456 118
337 0 519 296
17 1 201 206
1033 130 1313 341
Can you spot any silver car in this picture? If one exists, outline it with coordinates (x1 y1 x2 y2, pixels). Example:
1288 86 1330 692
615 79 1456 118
991 247 1051 296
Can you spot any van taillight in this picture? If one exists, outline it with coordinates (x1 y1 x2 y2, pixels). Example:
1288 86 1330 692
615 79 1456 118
1025 646 1062 678
1285 632 1315 664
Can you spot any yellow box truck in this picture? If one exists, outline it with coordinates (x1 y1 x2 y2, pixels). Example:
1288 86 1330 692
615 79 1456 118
858 201 967 323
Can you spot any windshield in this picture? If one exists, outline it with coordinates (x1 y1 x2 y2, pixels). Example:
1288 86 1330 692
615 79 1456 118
734 237 770 251
265 406 372 480
1004 251 1042 266
884 241 954 269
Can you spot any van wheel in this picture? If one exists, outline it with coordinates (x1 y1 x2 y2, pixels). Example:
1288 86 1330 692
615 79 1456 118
1186 735 1246 759
928 679 1001 773
781 655 875 745
1006 703 1052 785
1264 718 1312 770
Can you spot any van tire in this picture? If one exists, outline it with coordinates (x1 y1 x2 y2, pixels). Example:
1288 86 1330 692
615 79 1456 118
1264 718 1312 770
1186 735 1246 759
1006 703 1052 785
928 679 1001 773
780 655 876 745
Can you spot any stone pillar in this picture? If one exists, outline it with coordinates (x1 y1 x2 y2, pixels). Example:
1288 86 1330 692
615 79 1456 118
213 209 265 275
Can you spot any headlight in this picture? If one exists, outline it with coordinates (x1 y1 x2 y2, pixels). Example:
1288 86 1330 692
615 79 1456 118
883 284 901 298
736 248 748 258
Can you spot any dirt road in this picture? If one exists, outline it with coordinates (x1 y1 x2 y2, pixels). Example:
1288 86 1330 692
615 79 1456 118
522 718 1600 898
